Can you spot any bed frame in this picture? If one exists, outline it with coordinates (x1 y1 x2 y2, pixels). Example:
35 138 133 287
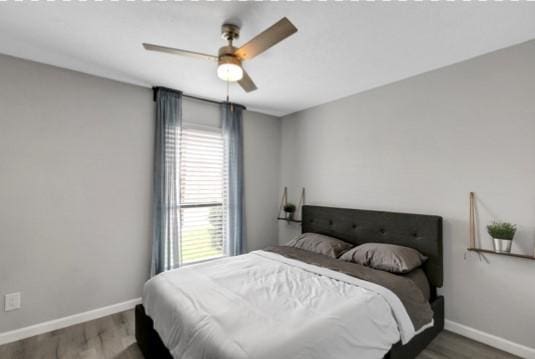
136 205 444 359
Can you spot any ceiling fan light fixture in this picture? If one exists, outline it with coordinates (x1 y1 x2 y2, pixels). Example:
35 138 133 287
217 56 243 82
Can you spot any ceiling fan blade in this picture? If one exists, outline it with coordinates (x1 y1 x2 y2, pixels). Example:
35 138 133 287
142 43 217 62
238 70 257 93
234 17 297 61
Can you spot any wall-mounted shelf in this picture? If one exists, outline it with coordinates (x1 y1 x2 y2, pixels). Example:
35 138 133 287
467 192 534 261
467 248 535 261
277 217 302 224
278 187 305 224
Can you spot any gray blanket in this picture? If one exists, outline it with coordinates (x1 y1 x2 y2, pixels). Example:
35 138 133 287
264 245 434 332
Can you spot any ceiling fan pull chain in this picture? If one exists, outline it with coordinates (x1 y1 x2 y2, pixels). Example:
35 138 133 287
226 80 235 112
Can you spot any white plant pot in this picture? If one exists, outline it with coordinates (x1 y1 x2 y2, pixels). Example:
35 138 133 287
492 238 512 253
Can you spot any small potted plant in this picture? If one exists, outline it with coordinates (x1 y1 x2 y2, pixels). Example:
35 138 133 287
487 221 517 253
283 203 296 221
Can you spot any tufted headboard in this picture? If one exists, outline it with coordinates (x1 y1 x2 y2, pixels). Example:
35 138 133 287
301 205 443 288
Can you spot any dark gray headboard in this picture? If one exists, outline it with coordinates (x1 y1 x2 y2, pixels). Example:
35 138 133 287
302 205 443 288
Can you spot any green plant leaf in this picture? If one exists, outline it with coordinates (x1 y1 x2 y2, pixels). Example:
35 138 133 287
486 221 517 240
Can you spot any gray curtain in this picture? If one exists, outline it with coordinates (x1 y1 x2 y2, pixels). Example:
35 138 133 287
151 88 182 276
221 103 245 256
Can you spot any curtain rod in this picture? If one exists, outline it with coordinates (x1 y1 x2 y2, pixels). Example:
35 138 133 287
152 87 246 110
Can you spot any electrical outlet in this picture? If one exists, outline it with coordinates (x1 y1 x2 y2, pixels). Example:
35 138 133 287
5 292 21 312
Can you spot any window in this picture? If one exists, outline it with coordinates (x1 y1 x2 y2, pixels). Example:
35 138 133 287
179 126 226 264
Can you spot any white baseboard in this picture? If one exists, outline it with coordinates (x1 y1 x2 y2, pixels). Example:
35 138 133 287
445 319 535 359
0 297 141 346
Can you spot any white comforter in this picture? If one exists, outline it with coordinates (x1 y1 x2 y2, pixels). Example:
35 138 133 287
143 250 421 359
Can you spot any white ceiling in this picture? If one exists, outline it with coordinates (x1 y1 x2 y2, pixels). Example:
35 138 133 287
1 2 534 116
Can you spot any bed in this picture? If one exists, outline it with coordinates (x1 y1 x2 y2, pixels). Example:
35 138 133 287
135 205 444 359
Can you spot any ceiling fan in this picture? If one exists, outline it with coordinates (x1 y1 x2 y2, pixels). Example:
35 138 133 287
142 17 297 93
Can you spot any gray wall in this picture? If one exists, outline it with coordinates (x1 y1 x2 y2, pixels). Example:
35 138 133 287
243 111 281 251
279 40 535 348
0 54 280 333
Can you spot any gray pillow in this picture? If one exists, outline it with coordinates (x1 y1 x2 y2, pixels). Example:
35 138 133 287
339 243 427 273
286 233 354 258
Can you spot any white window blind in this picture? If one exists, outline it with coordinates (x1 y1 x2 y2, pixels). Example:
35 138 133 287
179 126 226 264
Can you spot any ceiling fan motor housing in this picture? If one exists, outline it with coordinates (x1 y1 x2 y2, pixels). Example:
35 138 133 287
218 55 241 68
218 44 242 70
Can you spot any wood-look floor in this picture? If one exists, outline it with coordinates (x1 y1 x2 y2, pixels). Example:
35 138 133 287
0 309 518 359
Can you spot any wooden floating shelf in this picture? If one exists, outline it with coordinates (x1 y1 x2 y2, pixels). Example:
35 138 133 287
277 217 302 224
467 248 535 261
